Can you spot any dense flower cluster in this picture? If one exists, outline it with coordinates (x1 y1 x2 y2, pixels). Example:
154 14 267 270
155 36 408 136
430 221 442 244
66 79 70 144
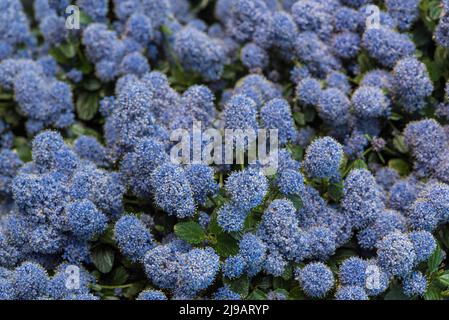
0 0 448 301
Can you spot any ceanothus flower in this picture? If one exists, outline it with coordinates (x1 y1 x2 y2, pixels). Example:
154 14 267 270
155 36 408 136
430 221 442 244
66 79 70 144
238 233 267 277
385 0 420 31
124 13 155 45
435 15 449 49
335 285 369 300
225 167 268 211
173 26 226 81
408 231 436 263
66 200 107 241
342 169 384 229
73 136 108 167
339 257 368 287
150 163 195 218
362 27 415 68
226 0 269 42
217 203 248 232
213 286 241 300
47 263 96 300
234 74 282 109
114 215 154 262
241 43 269 71
276 169 305 196
296 77 322 106
119 52 150 77
223 255 246 279
307 226 337 260
393 57 433 113
224 94 258 131
303 137 343 181
291 0 334 41
389 177 422 212
375 167 399 191
184 164 219 206
180 85 216 127
260 98 297 145
360 70 394 91
326 72 351 95
317 88 350 126
334 6 362 32
77 0 109 22
351 86 391 118
357 210 407 250
402 271 427 297
332 32 361 59
12 262 49 300
296 262 334 298
377 232 416 277
137 290 167 300
0 150 23 198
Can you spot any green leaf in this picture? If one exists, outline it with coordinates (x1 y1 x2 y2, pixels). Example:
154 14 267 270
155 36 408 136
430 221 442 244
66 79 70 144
76 92 99 121
289 286 305 300
351 159 368 170
91 246 115 274
327 182 344 202
388 159 410 176
428 245 443 274
293 112 306 126
82 78 102 91
424 285 442 300
289 145 303 161
174 221 206 245
392 135 409 154
14 137 32 163
214 232 239 257
288 194 303 211
123 282 145 299
247 289 267 300
224 275 250 298
59 42 76 59
384 284 409 300
438 272 449 287
110 266 129 285
79 10 93 25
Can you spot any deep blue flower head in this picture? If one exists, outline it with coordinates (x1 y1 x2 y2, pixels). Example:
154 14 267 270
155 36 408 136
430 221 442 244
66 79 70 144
276 169 305 196
115 215 154 262
339 257 368 287
402 271 427 297
151 163 195 218
296 126 316 148
377 232 416 277
260 98 297 145
61 239 91 265
12 262 49 300
66 69 83 83
0 0 33 51
375 167 399 191
326 72 351 95
40 14 67 46
77 0 109 22
74 136 108 167
317 88 350 126
66 200 107 241
257 199 304 261
303 137 343 181
120 52 150 77
290 65 310 83
351 86 391 118
291 0 334 41
238 233 266 277
435 16 449 49
120 138 169 198
226 0 269 42
385 0 420 30
410 182 449 231
141 0 172 28
217 203 248 232
335 285 368 300
362 27 415 68
176 247 220 297
359 5 399 29
389 177 421 212
332 32 361 60
125 13 154 45
174 27 226 81
341 0 371 7
213 286 241 300
408 231 436 263
223 255 246 279
342 169 384 229
29 224 64 255
393 57 433 113
360 70 394 91
181 85 216 127
263 250 288 277
234 74 282 109
335 7 362 32
0 150 23 197
47 263 96 299
404 119 447 177
185 164 219 205
225 167 268 211
295 32 342 77
137 290 167 300
224 94 258 131
296 262 334 298
296 77 321 106
357 210 407 250
0 120 13 150
307 226 337 260
241 43 269 71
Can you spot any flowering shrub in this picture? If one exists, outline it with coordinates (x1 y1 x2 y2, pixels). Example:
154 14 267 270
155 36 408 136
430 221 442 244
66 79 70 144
0 0 449 301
